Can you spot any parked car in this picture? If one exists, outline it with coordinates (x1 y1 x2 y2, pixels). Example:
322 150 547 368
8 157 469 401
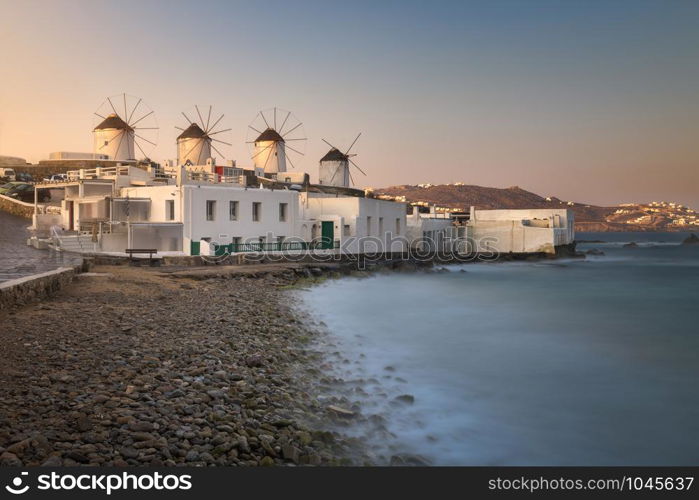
43 173 68 182
15 172 33 182
0 168 16 181
0 181 26 196
5 183 51 202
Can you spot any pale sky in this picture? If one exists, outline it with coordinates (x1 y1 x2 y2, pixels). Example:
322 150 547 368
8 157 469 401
1 0 697 207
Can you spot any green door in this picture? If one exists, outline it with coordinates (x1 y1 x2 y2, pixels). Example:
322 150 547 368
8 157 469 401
190 240 200 256
321 221 334 249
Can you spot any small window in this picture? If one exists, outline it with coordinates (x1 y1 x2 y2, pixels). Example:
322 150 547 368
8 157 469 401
379 217 384 235
229 200 238 220
343 224 350 236
279 203 288 222
395 218 401 234
165 200 175 221
277 236 285 244
252 202 261 222
206 200 216 221
367 216 372 235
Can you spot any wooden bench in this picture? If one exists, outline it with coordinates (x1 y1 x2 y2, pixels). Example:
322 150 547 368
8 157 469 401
125 248 158 264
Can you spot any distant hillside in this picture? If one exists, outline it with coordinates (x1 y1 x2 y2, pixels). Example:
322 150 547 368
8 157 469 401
373 184 698 232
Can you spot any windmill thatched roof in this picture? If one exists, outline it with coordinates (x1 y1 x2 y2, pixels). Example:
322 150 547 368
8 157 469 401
94 113 131 131
177 123 207 140
255 128 285 142
320 148 348 162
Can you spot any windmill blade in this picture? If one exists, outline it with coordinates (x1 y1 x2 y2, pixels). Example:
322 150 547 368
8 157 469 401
284 138 306 141
278 111 291 135
248 125 262 135
251 142 273 159
207 128 232 136
286 152 297 170
107 97 119 117
98 130 123 150
128 97 142 123
273 107 277 129
175 126 185 131
259 110 270 129
329 165 340 185
345 132 362 155
134 127 159 130
262 144 274 171
181 111 194 124
94 112 106 120
348 158 366 175
135 134 156 146
130 110 154 127
281 122 302 138
195 105 205 129
205 105 212 131
196 137 206 165
181 137 203 163
212 138 232 146
285 143 305 156
210 142 226 160
134 138 149 159
348 169 356 186
113 129 126 158
123 94 128 122
322 138 341 151
208 113 225 133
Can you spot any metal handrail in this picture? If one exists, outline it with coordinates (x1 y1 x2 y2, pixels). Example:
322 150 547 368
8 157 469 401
215 239 340 255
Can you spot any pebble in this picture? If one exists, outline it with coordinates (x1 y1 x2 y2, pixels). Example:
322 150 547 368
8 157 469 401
0 264 386 466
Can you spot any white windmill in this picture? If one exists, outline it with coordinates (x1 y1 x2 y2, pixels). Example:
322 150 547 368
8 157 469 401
319 133 365 187
93 94 158 161
246 107 306 174
176 105 231 166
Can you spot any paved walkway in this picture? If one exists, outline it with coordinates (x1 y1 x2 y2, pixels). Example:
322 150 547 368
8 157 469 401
0 211 81 283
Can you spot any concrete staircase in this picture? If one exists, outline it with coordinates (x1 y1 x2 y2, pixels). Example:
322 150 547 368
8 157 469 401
53 234 97 254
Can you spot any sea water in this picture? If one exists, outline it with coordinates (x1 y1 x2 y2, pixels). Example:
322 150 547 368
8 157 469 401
300 232 699 465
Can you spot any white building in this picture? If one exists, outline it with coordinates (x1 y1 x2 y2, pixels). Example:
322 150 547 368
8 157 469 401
177 123 212 166
93 114 135 161
318 148 350 187
32 163 408 257
406 206 454 252
466 207 574 254
406 205 575 255
49 152 110 160
253 129 287 175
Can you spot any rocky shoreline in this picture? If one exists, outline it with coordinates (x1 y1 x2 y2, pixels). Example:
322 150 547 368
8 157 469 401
0 252 571 467
0 263 389 467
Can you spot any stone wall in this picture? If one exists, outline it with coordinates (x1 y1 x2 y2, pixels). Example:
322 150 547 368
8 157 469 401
0 194 34 218
0 266 81 310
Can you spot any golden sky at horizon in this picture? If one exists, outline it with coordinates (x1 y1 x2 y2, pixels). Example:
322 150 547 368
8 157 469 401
1 0 697 207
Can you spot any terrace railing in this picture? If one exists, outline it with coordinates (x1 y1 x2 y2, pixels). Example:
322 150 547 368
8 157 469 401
214 239 340 255
66 166 132 180
184 171 244 185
